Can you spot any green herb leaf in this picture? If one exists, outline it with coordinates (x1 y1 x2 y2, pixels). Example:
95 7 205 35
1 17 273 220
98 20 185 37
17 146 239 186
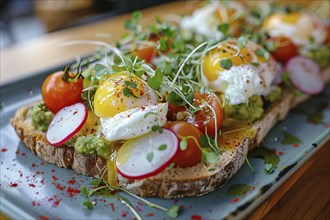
146 152 154 162
151 125 163 133
256 48 270 60
167 205 180 218
227 184 253 196
265 163 275 174
123 87 136 97
90 178 103 186
83 200 94 209
250 62 260 67
133 11 142 21
180 139 187 150
217 23 229 34
281 131 302 145
202 149 220 163
220 59 232 70
237 36 249 49
281 71 291 86
158 38 167 51
200 134 209 148
158 144 167 151
124 81 137 88
147 68 164 90
80 186 89 198
124 19 136 31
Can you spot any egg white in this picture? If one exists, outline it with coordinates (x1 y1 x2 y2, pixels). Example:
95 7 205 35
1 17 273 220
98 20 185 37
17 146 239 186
100 103 168 141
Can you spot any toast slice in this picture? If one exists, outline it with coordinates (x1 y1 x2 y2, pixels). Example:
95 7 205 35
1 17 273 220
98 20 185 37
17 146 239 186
9 68 329 199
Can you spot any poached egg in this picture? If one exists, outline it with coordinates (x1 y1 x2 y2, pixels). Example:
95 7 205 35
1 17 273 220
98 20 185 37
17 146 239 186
201 38 277 105
94 73 168 141
262 12 326 46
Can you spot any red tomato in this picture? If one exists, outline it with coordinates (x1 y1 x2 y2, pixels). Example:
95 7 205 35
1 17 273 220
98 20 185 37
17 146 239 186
267 36 298 63
325 25 330 44
168 121 202 168
167 102 186 121
41 71 83 113
192 92 223 137
132 46 156 63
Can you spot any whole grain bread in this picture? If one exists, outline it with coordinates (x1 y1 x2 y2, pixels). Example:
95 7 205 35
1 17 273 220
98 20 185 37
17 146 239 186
9 68 330 199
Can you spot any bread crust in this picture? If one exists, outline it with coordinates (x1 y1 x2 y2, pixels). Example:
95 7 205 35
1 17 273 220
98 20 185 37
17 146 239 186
9 67 329 198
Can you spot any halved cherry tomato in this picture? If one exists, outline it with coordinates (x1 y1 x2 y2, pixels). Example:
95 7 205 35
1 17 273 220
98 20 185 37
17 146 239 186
192 92 223 137
267 36 298 63
167 102 186 121
168 121 202 168
131 46 156 63
41 71 83 113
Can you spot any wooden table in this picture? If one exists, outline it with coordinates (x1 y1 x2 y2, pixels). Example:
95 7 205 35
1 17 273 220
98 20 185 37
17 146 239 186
1 1 329 219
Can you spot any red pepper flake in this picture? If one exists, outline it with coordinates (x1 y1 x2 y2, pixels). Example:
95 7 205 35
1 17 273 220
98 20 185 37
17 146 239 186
40 162 45 166
22 153 26 156
40 178 45 185
66 187 80 198
53 182 65 191
39 216 49 220
67 179 76 185
51 169 55 172
232 198 239 203
278 151 284 156
15 150 19 154
109 203 115 212
293 144 300 147
9 183 18 188
52 176 58 181
32 201 36 207
32 163 36 167
121 211 128 217
1 148 8 152
191 215 202 220
29 183 36 188
52 199 62 207
146 213 154 217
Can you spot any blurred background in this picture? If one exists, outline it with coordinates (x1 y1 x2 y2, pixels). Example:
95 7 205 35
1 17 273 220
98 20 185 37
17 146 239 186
0 0 173 49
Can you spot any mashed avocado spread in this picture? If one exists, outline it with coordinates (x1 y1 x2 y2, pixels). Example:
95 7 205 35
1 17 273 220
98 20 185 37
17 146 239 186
224 87 282 123
31 103 54 132
69 135 112 159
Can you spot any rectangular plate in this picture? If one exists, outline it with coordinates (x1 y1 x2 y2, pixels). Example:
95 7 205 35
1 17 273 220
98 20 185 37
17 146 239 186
1 71 329 219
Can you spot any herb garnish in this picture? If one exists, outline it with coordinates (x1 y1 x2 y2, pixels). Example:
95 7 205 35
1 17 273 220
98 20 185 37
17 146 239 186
80 179 180 219
220 59 233 70
151 125 163 133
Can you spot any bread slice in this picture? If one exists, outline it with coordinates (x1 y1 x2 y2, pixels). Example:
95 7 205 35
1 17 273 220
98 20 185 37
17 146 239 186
10 68 330 199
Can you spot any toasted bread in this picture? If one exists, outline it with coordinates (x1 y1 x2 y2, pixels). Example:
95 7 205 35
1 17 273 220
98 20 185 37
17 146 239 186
11 64 329 199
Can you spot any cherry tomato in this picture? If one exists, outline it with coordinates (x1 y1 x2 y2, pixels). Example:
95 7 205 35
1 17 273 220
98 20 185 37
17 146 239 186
192 92 223 137
168 121 202 168
42 71 83 113
325 25 330 44
167 102 186 121
131 46 156 63
267 36 298 63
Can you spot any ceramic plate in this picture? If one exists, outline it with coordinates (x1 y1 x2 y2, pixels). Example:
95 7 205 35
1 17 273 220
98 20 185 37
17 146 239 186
1 72 329 220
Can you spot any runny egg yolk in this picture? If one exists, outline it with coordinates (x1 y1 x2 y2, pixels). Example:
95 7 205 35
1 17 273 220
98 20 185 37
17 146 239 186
263 13 301 26
94 73 157 118
202 40 255 81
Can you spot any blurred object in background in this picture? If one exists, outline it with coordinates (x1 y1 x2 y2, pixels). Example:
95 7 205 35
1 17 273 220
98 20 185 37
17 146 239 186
34 0 96 32
0 0 45 48
1 0 172 49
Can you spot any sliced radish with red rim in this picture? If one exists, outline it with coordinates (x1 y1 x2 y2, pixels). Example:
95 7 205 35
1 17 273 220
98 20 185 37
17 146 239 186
285 56 324 95
46 102 87 146
116 128 179 179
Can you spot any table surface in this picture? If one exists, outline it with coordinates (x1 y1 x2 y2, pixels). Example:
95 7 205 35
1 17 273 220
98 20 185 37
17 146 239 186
1 1 329 219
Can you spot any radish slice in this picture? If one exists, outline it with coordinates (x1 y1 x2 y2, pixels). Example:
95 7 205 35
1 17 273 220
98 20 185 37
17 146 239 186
286 56 324 95
116 128 179 179
272 63 284 85
46 103 87 146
